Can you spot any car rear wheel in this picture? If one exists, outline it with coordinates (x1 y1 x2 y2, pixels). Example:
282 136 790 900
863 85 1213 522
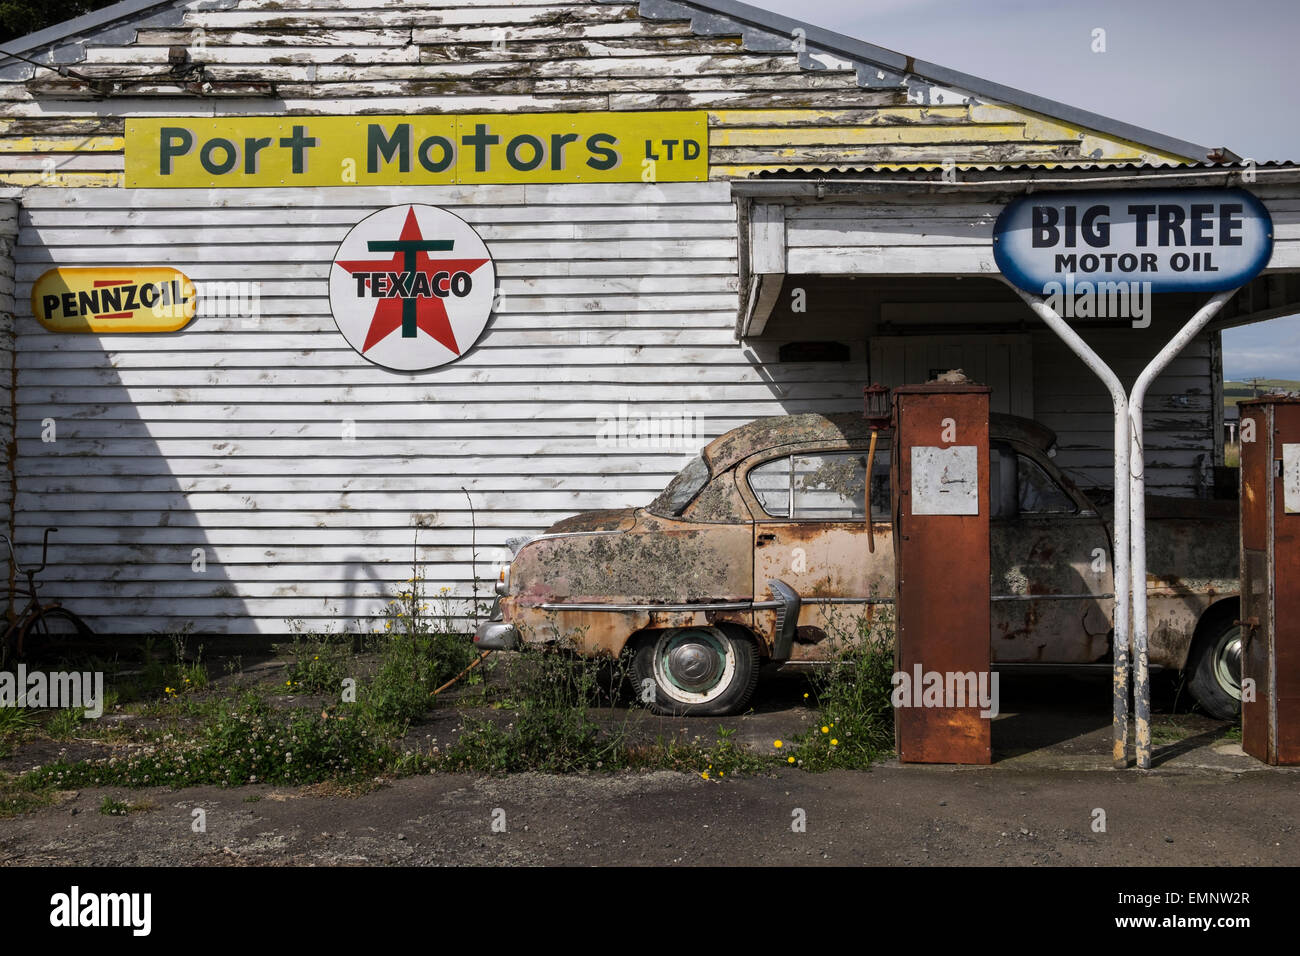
631 627 759 716
1186 604 1242 721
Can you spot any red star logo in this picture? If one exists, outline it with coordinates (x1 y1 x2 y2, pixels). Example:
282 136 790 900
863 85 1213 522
334 206 490 355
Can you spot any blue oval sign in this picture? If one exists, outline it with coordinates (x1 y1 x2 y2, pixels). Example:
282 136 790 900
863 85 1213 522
994 187 1273 294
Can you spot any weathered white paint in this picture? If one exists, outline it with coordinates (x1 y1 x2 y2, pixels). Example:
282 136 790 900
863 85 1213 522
4 0 1269 639
10 180 885 636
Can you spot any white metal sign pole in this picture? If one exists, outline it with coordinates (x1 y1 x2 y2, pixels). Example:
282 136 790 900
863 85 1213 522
1128 287 1239 770
1006 282 1133 769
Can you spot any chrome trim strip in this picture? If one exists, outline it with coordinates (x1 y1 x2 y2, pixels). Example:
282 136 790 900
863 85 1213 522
804 597 896 605
539 601 754 613
537 596 897 613
529 529 625 542
991 593 1114 602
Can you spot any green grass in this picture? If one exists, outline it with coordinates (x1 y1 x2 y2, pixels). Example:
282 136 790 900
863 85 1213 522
28 693 428 790
0 773 59 818
788 607 898 771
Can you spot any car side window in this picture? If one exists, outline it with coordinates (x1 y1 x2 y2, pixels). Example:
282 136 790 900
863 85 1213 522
749 457 791 517
748 448 890 520
1017 455 1076 514
793 453 866 519
991 445 1077 517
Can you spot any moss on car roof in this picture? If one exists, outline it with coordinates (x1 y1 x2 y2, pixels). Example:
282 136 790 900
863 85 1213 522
700 411 1057 475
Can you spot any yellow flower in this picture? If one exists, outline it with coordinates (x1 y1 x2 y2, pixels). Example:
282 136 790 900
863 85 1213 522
718 771 724 777
700 771 709 780
821 726 829 734
803 693 809 699
831 739 839 746
787 756 795 764
773 740 783 748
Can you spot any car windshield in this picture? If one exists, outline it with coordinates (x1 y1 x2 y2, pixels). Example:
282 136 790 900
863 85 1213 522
647 456 709 517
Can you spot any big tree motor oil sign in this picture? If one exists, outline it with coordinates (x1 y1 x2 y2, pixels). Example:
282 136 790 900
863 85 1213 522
329 204 496 371
995 187 1274 294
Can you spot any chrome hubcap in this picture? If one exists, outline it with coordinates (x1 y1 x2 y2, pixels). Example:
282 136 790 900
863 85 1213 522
666 636 722 691
1214 627 1243 701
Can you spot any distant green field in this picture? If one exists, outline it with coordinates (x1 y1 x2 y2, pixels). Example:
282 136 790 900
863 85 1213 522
1224 380 1300 407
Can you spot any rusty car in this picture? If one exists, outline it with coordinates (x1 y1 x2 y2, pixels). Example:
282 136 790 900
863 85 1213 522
474 412 1242 718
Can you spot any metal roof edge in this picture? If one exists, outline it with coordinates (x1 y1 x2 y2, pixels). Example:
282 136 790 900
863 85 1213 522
729 164 1300 197
626 0 1224 162
0 0 179 66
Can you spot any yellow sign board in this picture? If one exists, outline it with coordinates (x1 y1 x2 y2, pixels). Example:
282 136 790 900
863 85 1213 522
31 267 197 332
125 112 708 188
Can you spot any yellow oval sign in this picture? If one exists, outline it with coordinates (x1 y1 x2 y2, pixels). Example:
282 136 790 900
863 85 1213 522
31 267 197 333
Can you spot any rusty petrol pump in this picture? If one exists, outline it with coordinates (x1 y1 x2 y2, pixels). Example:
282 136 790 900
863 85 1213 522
889 382 993 764
1239 396 1300 765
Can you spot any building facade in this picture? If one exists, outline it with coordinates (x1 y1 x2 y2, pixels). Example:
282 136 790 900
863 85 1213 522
0 0 1297 635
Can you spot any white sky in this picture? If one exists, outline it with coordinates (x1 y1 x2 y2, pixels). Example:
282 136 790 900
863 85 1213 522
753 0 1300 380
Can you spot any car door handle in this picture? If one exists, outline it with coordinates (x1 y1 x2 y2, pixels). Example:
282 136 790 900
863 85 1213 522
757 532 777 546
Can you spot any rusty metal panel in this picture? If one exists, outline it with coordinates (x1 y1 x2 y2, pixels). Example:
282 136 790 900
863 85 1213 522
1241 548 1272 762
1241 399 1300 765
1272 404 1300 763
1241 406 1270 552
892 384 992 764
1241 402 1273 763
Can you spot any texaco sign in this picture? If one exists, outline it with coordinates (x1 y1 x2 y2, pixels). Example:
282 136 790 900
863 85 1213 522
329 204 495 371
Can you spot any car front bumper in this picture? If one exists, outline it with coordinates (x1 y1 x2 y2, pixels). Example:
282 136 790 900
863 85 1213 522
473 618 518 651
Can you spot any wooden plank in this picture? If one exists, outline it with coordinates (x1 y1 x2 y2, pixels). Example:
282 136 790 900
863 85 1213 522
26 219 736 245
713 124 1027 147
183 6 644 28
88 44 426 64
14 238 739 263
787 245 997 274
748 202 785 275
789 218 991 247
709 106 970 128
18 181 732 206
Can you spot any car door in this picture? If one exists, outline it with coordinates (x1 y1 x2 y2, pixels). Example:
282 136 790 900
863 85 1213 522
739 441 894 659
989 442 1114 663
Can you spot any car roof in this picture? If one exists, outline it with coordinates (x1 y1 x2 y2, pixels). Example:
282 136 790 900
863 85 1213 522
701 411 1056 473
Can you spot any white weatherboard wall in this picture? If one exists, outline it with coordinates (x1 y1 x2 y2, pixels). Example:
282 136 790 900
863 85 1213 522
15 181 860 635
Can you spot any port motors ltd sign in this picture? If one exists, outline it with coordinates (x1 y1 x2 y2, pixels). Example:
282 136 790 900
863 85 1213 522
125 111 707 187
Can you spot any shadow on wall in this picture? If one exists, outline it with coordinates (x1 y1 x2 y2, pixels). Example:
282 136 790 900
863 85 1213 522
13 200 254 643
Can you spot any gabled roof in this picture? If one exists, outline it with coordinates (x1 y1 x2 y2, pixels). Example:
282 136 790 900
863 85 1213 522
0 0 181 66
1 0 1226 163
628 0 1223 162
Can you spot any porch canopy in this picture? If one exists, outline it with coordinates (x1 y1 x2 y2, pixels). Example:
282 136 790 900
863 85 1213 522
733 161 1300 498
736 161 1300 342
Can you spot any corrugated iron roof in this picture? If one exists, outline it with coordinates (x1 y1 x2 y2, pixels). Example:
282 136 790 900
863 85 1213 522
749 159 1300 178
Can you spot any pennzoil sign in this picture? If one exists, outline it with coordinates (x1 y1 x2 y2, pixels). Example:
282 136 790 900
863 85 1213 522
31 267 197 333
